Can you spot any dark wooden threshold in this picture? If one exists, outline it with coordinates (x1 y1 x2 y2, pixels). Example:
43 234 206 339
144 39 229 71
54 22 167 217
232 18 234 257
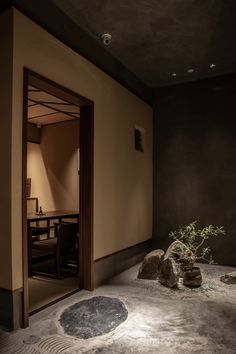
94 239 152 263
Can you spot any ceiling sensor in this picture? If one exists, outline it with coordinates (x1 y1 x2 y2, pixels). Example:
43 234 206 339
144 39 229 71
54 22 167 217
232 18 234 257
101 33 112 46
187 69 194 73
210 63 216 68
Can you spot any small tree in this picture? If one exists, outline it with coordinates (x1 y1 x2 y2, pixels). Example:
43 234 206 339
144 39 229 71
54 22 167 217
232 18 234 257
169 221 225 268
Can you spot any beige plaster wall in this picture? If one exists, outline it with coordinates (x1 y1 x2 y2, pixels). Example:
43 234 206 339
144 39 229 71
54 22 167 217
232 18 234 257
11 9 152 289
0 10 13 290
27 120 79 211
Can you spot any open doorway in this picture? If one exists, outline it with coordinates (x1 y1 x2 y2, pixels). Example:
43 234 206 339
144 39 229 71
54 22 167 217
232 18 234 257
22 69 94 327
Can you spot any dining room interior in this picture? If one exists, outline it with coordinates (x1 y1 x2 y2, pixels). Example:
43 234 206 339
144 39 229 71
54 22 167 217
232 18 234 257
26 83 81 314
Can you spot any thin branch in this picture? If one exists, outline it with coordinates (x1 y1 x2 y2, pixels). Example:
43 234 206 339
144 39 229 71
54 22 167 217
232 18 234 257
195 237 206 251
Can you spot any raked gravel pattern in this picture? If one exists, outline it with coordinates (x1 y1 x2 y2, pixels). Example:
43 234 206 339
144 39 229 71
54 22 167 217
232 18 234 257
0 263 236 354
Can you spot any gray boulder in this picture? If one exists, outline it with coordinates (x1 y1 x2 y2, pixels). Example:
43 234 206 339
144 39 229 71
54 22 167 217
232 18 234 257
220 271 236 284
165 240 195 275
138 249 164 280
159 257 180 288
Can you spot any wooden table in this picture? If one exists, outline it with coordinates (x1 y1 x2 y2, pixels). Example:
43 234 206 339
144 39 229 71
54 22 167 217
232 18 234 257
27 210 79 275
27 210 80 223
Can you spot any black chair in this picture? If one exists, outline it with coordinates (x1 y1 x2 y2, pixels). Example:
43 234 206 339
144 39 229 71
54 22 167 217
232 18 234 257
30 225 54 242
32 222 79 278
27 197 52 241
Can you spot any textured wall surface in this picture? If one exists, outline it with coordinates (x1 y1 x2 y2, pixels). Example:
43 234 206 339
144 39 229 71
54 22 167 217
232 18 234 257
154 75 236 266
10 9 152 289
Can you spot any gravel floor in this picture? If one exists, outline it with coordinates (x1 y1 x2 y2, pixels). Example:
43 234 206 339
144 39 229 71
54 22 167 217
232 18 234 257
0 263 235 354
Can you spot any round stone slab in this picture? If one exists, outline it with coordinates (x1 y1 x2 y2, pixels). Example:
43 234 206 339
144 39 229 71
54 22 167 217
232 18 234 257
59 296 128 339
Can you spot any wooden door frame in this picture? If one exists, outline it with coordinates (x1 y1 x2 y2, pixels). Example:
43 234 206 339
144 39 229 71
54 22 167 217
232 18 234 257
22 68 94 327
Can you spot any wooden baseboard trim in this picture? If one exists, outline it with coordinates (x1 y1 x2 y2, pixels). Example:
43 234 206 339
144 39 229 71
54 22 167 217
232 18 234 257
94 238 152 287
94 239 152 263
0 287 23 331
0 287 23 294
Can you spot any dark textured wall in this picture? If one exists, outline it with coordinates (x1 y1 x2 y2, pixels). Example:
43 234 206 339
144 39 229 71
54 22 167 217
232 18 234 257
153 75 236 266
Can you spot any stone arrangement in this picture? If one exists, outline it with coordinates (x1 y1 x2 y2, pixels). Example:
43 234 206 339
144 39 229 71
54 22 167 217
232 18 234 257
137 249 164 279
163 240 195 276
183 267 202 287
138 241 202 288
159 257 180 288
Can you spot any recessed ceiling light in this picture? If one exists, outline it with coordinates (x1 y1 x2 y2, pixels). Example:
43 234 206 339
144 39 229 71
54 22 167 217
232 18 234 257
187 69 194 73
210 63 216 69
172 73 177 77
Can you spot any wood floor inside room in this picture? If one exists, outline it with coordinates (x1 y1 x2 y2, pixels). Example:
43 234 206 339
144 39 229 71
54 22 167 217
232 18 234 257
29 258 79 313
29 276 79 313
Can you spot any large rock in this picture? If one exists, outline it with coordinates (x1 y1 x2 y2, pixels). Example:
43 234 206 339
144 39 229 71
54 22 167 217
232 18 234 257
165 240 195 274
159 258 180 288
138 249 164 280
220 271 236 284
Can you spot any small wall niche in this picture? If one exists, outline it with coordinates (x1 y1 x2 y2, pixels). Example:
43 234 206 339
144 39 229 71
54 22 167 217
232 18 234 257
134 126 144 152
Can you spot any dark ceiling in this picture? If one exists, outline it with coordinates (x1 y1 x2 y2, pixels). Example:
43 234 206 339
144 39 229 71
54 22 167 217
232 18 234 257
1 0 236 103
51 0 236 87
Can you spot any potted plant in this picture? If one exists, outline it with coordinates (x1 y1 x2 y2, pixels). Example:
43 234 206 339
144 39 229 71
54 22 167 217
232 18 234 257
169 221 225 287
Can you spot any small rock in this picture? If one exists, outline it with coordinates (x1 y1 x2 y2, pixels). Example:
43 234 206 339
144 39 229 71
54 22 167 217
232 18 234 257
183 267 202 287
159 257 180 288
220 271 236 284
138 249 164 280
165 240 195 275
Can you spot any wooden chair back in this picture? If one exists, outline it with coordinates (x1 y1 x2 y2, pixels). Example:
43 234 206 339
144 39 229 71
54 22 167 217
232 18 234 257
56 222 79 255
